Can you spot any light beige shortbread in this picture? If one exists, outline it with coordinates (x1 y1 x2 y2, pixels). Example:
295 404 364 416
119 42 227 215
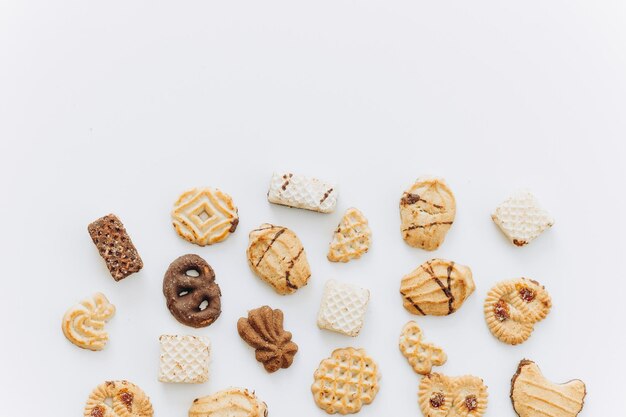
62 293 115 351
311 347 380 414
419 373 488 417
484 278 551 345
492 190 554 246
511 359 586 417
400 259 475 316
247 224 311 295
267 172 337 213
327 207 372 263
84 380 153 417
189 388 268 417
172 187 239 246
399 321 447 375
159 335 211 383
400 177 456 250
317 280 370 337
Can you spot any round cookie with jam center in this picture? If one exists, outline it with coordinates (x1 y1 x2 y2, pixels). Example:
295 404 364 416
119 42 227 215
163 254 222 328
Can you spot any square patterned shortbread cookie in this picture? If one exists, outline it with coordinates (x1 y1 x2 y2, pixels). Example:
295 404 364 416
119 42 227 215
492 190 554 247
317 280 370 337
158 335 210 383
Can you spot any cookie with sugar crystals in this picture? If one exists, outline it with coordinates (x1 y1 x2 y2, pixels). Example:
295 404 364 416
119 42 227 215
84 380 153 417
159 334 211 383
267 172 337 213
317 280 370 337
189 388 268 417
62 293 115 351
399 321 446 375
247 224 311 295
311 347 380 414
492 190 554 246
327 207 372 263
172 187 239 246
419 373 488 417
88 214 143 281
400 259 475 316
400 176 456 251
484 278 551 345
511 359 586 417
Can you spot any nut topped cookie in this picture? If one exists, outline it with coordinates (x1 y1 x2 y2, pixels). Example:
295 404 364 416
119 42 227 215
400 177 456 250
400 259 475 316
246 224 311 295
484 278 551 345
172 187 239 246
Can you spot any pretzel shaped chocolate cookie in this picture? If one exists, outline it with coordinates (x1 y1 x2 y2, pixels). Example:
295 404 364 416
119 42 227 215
163 254 222 328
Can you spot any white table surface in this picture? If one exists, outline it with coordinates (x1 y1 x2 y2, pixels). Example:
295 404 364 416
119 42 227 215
1 1 625 415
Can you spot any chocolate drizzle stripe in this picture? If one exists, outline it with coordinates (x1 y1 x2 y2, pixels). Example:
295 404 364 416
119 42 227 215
284 247 304 289
401 291 426 315
319 188 333 204
403 221 453 232
256 228 286 267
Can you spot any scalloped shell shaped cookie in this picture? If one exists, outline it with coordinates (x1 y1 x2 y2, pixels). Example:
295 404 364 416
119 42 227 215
400 177 456 251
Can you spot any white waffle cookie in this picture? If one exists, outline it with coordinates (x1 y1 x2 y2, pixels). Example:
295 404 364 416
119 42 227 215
492 190 554 246
267 172 337 213
159 335 211 383
317 280 370 337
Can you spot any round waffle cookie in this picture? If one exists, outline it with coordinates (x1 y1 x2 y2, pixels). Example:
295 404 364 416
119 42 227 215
84 380 153 417
327 207 372 263
311 347 380 414
172 187 239 246
247 224 311 295
400 176 456 251
484 278 551 345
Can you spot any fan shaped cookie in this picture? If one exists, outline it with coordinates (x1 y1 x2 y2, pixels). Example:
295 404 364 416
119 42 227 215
484 278 551 345
492 190 554 246
159 335 211 383
237 306 298 373
419 373 488 417
327 207 372 263
62 293 115 351
267 172 337 213
399 321 446 375
311 347 380 414
172 187 239 246
511 359 586 417
189 388 268 417
84 380 153 417
400 177 456 250
400 259 475 316
247 224 311 295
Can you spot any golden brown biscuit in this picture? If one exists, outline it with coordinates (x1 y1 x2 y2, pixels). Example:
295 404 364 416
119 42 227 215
84 380 153 417
399 321 447 375
327 207 372 263
419 374 488 417
400 259 475 316
189 388 268 417
484 279 551 345
311 347 380 414
400 177 456 250
62 293 115 351
247 224 311 295
172 187 238 246
511 359 586 417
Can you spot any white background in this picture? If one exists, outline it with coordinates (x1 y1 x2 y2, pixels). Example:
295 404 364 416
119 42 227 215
1 0 625 415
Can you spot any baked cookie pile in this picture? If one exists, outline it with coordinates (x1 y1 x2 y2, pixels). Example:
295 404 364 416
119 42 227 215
62 172 585 416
